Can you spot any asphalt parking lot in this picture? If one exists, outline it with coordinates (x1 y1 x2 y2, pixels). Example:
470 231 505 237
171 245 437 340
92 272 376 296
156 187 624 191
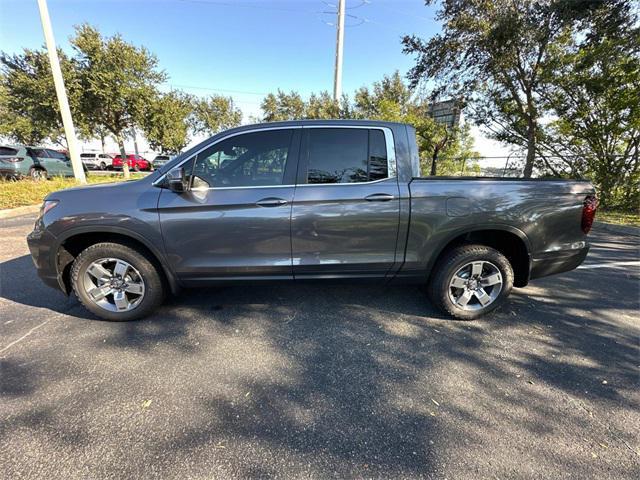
1 214 638 479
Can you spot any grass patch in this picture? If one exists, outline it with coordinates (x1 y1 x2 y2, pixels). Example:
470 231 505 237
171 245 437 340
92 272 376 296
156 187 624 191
598 209 640 227
0 173 147 210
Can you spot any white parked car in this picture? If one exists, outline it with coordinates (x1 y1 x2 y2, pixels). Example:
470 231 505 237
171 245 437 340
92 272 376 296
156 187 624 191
152 154 174 169
80 152 113 170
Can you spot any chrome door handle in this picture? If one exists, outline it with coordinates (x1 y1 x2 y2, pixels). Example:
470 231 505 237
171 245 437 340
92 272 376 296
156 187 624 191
365 193 395 202
255 197 288 207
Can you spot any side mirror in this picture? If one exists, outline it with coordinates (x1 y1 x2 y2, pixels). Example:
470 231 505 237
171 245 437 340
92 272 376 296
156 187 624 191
166 166 189 193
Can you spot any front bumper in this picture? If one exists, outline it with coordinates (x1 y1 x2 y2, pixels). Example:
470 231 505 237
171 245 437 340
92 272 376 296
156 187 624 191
27 224 66 293
529 244 590 281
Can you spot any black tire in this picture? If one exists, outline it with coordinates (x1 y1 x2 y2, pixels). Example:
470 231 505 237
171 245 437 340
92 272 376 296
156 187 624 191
71 242 165 321
428 244 514 320
100 162 106 170
29 167 47 181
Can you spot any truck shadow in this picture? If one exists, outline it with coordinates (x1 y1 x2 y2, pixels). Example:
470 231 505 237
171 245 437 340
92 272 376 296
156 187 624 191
1 251 638 477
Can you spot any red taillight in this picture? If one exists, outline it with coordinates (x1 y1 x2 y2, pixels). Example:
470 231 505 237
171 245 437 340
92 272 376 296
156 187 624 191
581 195 598 234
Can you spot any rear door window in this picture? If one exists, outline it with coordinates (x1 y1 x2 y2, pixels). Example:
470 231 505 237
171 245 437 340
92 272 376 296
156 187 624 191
28 148 49 158
304 128 389 184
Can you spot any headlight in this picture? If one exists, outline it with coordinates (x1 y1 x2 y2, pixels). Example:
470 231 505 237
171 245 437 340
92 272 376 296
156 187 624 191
40 200 59 217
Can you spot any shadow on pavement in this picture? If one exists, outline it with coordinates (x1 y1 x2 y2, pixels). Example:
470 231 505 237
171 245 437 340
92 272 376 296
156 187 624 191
1 233 639 478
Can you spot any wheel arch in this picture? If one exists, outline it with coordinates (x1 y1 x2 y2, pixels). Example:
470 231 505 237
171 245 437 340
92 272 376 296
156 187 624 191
29 164 47 174
55 227 180 295
427 225 531 287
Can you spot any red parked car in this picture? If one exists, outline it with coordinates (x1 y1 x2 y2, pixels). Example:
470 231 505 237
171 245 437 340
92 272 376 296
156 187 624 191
112 154 152 171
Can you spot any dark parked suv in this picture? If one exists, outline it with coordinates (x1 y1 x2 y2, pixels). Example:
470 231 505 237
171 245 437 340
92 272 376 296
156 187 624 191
27 120 596 321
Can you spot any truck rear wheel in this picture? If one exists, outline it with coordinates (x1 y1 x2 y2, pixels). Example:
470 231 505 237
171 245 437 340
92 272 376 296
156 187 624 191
428 244 514 320
71 242 165 321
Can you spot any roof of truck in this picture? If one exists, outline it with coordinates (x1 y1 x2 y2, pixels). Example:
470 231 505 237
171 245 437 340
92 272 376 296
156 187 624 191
222 119 410 134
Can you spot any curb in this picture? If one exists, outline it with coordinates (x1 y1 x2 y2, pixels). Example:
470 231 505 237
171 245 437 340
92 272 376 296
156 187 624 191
595 221 640 237
0 204 40 220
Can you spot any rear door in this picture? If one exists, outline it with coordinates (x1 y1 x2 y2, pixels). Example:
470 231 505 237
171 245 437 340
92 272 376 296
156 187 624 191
27 148 56 174
158 127 301 283
291 126 400 280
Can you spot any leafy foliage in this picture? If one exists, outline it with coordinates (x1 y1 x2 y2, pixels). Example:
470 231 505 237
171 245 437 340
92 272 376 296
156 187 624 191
142 91 194 154
257 72 479 175
71 24 166 176
538 1 640 208
402 0 603 177
192 95 242 135
0 48 82 146
260 90 306 121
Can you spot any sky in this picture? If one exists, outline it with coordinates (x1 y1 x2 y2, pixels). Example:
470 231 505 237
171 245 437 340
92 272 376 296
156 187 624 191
0 0 510 156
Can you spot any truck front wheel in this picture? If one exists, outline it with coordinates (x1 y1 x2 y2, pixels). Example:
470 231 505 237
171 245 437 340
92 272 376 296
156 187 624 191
428 244 514 320
71 242 165 321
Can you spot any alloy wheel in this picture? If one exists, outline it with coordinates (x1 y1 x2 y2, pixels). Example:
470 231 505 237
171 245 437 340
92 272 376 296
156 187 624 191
448 260 503 311
82 258 145 312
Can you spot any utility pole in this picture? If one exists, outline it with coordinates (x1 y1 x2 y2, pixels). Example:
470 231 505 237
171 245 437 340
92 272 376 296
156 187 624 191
36 0 86 183
333 0 345 101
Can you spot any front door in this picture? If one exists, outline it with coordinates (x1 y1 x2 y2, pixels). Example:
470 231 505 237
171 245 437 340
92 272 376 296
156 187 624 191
158 128 300 283
291 127 401 279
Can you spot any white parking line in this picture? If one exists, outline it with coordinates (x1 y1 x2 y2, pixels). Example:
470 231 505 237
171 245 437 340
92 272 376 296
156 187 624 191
578 260 640 269
0 319 51 354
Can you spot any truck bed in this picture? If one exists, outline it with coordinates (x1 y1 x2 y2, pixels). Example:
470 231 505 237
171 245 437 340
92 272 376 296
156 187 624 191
396 177 595 282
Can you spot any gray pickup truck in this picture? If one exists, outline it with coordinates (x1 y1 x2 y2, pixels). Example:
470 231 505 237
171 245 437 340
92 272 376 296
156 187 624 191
27 120 597 321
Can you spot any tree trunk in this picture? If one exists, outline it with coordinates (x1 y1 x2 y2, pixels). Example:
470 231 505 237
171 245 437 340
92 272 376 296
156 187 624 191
430 148 439 176
523 118 536 178
116 134 130 180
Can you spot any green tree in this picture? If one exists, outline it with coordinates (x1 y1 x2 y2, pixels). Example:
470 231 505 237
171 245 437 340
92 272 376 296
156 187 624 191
72 24 166 178
260 90 305 121
353 71 413 119
434 122 481 176
402 0 601 178
192 95 242 135
306 91 350 119
350 73 473 175
0 48 82 146
538 2 640 208
142 91 194 154
257 72 478 176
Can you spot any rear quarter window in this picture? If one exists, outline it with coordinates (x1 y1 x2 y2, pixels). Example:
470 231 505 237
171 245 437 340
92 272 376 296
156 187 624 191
46 149 67 160
0 147 18 156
